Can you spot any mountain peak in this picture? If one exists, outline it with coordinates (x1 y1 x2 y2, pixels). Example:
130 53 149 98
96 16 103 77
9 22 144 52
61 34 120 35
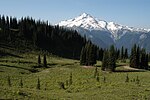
58 13 106 30
58 13 150 40
79 13 92 18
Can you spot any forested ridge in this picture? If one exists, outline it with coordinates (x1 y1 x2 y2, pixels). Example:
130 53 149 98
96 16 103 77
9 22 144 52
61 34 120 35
0 15 88 59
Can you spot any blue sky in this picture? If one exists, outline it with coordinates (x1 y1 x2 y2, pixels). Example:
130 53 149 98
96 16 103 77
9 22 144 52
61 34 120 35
0 0 150 28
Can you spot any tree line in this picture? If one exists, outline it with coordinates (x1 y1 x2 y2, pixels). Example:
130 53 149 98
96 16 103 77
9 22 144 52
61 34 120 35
0 15 87 59
80 43 149 72
130 44 149 69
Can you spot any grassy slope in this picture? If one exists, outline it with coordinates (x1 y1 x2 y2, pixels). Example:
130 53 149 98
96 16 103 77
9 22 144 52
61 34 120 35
0 51 150 99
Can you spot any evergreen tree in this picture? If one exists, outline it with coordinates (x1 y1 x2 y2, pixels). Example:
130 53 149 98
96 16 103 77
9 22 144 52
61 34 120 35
145 54 149 70
99 48 104 61
0 15 88 59
20 78 23 88
88 44 97 65
140 49 146 69
38 55 41 66
36 77 40 90
85 42 91 66
101 50 108 71
94 66 98 78
136 46 140 68
43 54 47 68
7 76 11 87
130 44 137 68
124 48 128 59
116 49 120 60
80 46 86 65
80 42 98 66
101 45 116 72
69 72 72 86
121 46 124 59
148 53 150 62
140 49 149 70
108 45 116 71
96 72 100 82
96 48 100 60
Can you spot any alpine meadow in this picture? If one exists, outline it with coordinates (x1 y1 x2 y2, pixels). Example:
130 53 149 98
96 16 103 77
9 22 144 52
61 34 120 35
1 0 150 99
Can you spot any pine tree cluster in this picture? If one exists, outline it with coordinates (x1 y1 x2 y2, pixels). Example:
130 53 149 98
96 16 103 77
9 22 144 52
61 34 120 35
0 15 87 59
101 45 117 72
130 44 149 69
115 46 128 60
80 41 101 66
38 54 47 68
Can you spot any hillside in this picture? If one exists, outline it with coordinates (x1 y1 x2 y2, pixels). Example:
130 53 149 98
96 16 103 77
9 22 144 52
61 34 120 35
0 15 87 59
1 51 150 99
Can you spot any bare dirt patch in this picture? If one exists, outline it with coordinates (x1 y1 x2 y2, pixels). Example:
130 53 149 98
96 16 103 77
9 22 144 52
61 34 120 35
82 66 94 68
123 66 145 71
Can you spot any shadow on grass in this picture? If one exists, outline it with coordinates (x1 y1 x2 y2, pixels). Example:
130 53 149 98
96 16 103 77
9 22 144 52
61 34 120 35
114 69 146 73
0 60 36 64
47 63 57 66
0 64 39 73
0 51 22 58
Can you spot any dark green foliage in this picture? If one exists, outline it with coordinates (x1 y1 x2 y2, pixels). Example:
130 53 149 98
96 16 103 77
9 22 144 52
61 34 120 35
108 45 116 71
0 15 87 59
20 78 23 88
43 54 47 68
94 66 98 78
125 74 129 83
69 73 72 86
130 44 149 70
80 47 86 65
80 41 98 66
116 49 120 60
145 54 149 70
102 45 116 72
93 66 100 82
38 55 41 66
101 50 109 71
130 44 137 68
85 42 91 65
120 46 128 61
96 73 100 82
148 53 150 62
88 44 97 65
98 48 104 61
136 46 140 68
121 46 124 59
140 50 149 69
7 76 11 87
140 50 146 69
124 48 128 59
36 77 40 90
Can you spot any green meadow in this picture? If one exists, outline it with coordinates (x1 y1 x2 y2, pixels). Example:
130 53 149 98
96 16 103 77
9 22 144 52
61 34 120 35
0 50 150 100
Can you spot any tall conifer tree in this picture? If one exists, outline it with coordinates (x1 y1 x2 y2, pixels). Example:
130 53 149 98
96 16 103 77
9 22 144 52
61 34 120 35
80 47 86 65
43 54 47 68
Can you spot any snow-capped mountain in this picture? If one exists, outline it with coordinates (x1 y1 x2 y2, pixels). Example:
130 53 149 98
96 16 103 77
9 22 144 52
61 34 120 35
59 13 106 31
58 13 150 51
